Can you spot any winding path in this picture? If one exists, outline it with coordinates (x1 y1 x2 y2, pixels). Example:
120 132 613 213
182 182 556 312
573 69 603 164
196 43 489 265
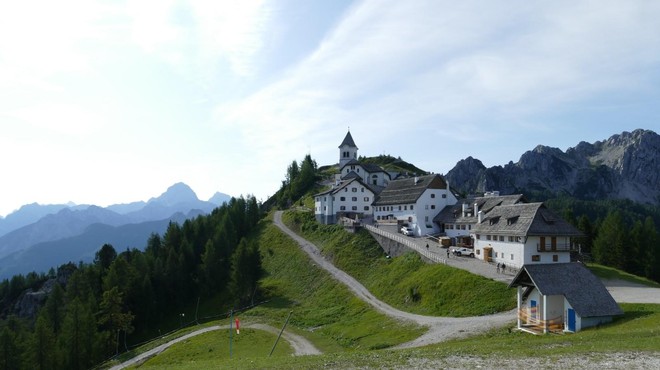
273 211 515 348
110 323 320 369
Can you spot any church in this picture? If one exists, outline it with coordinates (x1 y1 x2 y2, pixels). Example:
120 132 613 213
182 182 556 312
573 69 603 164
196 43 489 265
314 131 458 236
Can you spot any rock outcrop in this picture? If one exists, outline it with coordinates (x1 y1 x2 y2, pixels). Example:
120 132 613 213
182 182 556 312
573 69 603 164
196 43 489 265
446 129 660 204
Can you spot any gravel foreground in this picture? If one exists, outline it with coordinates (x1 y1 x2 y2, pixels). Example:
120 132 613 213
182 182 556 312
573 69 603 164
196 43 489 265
394 352 660 370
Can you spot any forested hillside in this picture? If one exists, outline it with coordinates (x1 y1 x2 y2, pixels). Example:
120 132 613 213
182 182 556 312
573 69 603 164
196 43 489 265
0 196 262 369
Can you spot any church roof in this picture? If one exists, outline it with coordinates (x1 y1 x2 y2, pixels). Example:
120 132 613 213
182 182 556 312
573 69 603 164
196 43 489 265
373 174 447 206
509 263 623 318
338 130 358 149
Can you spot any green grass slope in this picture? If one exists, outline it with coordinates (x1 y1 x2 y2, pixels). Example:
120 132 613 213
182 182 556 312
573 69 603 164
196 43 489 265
282 209 516 316
248 216 425 352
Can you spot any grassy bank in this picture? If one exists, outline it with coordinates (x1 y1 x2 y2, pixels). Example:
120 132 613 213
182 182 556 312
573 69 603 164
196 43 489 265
588 264 660 287
282 209 516 316
247 216 425 352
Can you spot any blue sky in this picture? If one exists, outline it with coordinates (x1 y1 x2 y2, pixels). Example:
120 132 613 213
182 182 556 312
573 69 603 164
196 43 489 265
1 0 659 217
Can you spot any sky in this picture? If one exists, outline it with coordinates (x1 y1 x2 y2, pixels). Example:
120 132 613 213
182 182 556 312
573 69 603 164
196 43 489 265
1 0 660 217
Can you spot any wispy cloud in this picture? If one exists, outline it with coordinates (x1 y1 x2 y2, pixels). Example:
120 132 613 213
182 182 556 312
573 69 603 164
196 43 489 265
214 0 660 168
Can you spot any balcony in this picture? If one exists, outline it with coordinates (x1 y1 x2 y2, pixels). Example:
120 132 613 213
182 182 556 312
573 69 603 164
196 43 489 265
536 243 575 252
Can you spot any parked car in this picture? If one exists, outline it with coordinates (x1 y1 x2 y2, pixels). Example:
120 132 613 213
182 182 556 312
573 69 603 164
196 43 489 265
401 226 414 236
452 247 475 257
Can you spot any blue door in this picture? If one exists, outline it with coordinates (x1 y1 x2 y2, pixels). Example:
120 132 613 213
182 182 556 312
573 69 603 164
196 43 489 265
567 308 576 332
530 300 537 321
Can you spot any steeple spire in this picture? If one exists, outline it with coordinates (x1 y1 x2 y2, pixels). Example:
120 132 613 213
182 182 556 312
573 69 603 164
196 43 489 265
338 129 358 168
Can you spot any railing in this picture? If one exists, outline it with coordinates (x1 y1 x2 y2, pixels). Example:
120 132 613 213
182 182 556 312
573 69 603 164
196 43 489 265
536 243 575 252
365 224 447 264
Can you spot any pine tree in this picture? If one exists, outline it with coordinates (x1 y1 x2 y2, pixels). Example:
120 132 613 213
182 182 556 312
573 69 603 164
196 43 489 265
592 211 627 268
25 313 56 370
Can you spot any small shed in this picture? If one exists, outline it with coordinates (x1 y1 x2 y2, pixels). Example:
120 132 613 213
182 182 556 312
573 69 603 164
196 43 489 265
508 263 623 334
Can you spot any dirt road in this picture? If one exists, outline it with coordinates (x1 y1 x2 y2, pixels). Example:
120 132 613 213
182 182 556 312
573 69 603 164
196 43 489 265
109 323 320 369
273 211 516 347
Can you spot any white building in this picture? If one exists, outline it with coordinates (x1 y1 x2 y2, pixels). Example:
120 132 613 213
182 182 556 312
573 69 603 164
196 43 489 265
373 174 457 236
314 177 377 224
434 194 526 247
315 130 386 224
509 263 622 333
472 202 583 269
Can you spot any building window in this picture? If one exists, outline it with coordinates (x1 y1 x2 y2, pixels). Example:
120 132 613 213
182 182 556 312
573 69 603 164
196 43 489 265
425 216 429 222
442 194 447 198
352 206 357 211
361 187 364 192
499 236 504 241
476 249 481 255
340 206 346 210
364 197 369 202
352 188 357 192
351 197 357 201
508 236 515 242
431 193 436 198
486 235 492 240
399 206 402 211
511 254 514 260
323 206 326 211
532 255 540 262
431 205 436 209
553 255 559 262
344 188 348 192
411 205 414 210
404 205 408 210
460 225 466 230
476 234 481 239
364 206 369 211
332 196 335 201
340 197 346 201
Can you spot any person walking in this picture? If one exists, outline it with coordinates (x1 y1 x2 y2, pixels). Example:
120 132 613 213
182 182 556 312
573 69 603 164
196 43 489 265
496 262 500 274
501 263 506 274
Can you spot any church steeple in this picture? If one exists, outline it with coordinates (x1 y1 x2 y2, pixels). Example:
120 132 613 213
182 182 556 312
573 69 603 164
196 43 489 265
338 129 358 168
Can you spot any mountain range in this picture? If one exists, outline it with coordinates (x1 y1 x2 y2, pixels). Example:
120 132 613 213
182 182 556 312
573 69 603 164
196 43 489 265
0 183 231 279
445 129 659 205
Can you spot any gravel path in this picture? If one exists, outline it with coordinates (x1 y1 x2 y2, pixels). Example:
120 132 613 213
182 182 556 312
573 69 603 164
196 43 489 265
109 323 320 369
273 211 516 347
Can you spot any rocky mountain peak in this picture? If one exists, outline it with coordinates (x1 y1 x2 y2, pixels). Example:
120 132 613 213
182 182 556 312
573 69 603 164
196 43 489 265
446 129 660 204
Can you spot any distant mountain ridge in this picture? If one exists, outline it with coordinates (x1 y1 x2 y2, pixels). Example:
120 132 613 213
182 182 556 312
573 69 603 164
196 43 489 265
0 183 232 239
445 129 660 204
0 211 197 280
0 183 233 277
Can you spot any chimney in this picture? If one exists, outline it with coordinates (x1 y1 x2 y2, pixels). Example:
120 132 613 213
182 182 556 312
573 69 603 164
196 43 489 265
474 202 478 217
414 176 418 184
462 203 468 217
477 210 483 223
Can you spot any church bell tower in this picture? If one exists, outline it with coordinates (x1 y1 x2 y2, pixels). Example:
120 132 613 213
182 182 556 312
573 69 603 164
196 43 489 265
338 129 358 168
